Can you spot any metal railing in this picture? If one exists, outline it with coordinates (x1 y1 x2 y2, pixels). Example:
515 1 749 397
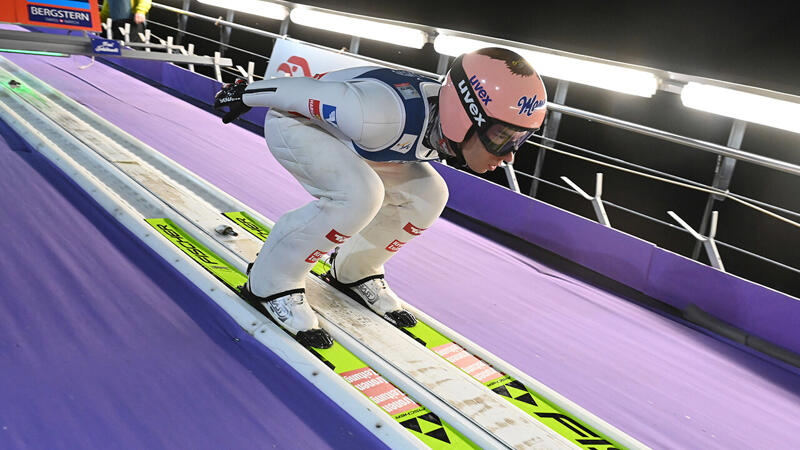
143 1 800 297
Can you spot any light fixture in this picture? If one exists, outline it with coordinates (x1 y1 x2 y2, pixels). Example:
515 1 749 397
0 48 67 57
681 82 800 134
196 0 288 21
434 34 658 98
290 8 428 49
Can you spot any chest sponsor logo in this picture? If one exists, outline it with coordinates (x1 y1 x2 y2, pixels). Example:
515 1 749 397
322 104 338 127
390 134 417 153
518 94 546 116
308 99 322 119
394 82 421 100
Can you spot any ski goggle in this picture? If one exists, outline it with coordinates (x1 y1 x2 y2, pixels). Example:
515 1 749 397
475 121 538 156
448 55 539 156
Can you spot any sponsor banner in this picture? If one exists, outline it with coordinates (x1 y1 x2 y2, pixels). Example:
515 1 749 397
90 37 121 55
2 0 100 31
265 38 386 80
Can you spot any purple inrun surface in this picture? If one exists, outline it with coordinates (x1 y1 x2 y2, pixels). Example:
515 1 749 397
0 64 384 450
3 48 800 449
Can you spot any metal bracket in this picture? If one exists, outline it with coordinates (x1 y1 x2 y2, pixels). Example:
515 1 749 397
561 173 610 226
138 29 152 52
117 23 131 45
669 210 725 271
349 36 361 54
279 16 290 36
103 18 113 40
503 162 520 193
436 54 451 75
235 61 256 83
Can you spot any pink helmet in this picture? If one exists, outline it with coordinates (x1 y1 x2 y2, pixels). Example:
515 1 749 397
439 47 547 155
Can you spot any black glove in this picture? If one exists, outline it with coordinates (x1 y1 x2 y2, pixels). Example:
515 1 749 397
214 79 252 124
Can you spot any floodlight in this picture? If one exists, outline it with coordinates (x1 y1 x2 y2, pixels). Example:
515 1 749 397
434 34 657 97
290 8 428 49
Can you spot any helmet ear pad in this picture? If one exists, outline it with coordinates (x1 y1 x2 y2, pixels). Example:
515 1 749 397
438 74 473 144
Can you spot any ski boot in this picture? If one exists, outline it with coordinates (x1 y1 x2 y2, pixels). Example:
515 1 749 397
214 78 251 124
324 273 417 328
240 282 333 349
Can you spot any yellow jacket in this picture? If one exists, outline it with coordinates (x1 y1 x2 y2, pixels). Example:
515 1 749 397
100 0 152 22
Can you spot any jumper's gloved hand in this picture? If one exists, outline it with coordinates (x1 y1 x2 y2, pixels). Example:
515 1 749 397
214 79 251 124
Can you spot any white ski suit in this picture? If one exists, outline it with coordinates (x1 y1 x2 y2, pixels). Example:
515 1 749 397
242 67 450 297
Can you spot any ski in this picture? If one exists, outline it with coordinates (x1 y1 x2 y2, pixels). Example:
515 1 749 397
227 211 626 450
146 217 476 449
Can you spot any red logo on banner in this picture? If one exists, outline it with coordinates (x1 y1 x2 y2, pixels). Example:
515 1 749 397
308 99 322 119
403 222 426 236
385 240 406 252
325 229 350 244
276 56 328 79
305 249 326 263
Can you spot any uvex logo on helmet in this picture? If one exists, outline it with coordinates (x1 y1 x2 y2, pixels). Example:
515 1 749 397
458 78 486 127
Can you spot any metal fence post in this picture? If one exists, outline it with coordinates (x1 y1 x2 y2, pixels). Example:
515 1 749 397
176 0 191 45
219 10 235 55
530 79 569 198
692 119 746 259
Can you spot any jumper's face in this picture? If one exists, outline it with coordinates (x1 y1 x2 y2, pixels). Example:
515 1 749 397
460 132 514 173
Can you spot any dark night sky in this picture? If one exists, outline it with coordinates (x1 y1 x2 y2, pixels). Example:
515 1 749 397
149 0 800 296
294 0 800 95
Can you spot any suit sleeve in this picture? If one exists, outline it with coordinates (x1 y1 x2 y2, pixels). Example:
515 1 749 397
242 77 404 150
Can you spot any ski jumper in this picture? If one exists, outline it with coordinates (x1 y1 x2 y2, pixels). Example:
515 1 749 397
241 67 449 297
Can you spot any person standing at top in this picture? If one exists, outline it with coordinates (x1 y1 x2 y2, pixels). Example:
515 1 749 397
214 47 548 348
101 0 151 42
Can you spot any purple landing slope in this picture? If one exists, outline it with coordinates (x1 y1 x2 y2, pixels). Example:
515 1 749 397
0 89 383 447
4 51 800 449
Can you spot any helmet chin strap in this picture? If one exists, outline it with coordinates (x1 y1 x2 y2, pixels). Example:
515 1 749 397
425 98 470 168
449 138 468 168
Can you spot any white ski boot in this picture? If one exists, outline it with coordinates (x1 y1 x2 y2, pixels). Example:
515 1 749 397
240 284 333 349
325 273 417 328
